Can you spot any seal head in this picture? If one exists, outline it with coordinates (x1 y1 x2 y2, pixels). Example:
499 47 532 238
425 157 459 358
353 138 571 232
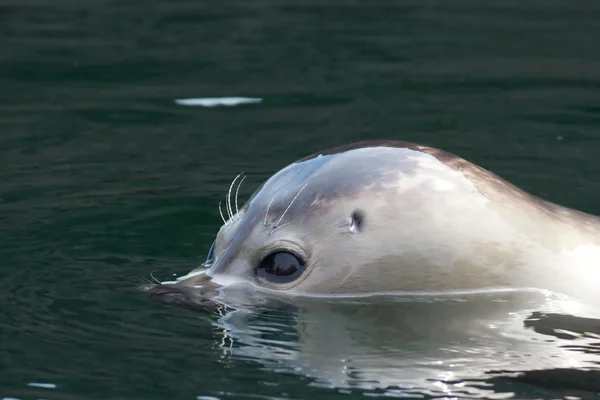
147 141 600 304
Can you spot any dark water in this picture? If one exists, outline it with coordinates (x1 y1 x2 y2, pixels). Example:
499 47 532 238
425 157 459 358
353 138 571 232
2 1 600 399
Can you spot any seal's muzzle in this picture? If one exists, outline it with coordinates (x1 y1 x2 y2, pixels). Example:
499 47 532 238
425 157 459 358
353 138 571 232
144 269 227 313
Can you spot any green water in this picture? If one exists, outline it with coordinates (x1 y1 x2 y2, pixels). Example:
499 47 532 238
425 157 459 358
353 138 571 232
1 1 600 399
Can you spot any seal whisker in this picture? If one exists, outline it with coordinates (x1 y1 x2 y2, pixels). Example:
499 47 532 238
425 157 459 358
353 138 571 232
225 178 234 220
224 194 231 220
234 173 246 218
149 270 162 284
265 192 278 226
226 172 244 221
218 201 227 224
275 183 308 228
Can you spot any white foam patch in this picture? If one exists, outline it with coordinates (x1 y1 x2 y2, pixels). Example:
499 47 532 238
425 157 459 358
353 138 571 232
175 97 263 107
27 383 56 389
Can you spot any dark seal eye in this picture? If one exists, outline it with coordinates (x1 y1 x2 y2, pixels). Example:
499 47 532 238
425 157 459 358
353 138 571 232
256 251 306 284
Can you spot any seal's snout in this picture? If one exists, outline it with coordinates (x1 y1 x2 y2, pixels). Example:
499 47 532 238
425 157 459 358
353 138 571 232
145 283 200 308
143 272 226 313
145 283 221 312
146 283 189 301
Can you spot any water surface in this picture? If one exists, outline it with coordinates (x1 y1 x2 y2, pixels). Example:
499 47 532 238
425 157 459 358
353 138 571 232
1 1 600 399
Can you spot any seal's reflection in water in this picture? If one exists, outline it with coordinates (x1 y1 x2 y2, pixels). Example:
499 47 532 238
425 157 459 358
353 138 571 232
147 277 600 398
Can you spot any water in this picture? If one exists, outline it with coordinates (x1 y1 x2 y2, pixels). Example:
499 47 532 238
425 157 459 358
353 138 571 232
1 0 600 399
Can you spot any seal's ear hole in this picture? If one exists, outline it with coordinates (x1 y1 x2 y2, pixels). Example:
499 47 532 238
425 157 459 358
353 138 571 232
350 210 365 233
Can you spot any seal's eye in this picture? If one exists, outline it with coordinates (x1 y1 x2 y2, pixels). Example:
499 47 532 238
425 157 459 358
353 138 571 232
256 251 306 284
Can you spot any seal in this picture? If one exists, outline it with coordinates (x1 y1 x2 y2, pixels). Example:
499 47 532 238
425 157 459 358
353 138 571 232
147 141 600 305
